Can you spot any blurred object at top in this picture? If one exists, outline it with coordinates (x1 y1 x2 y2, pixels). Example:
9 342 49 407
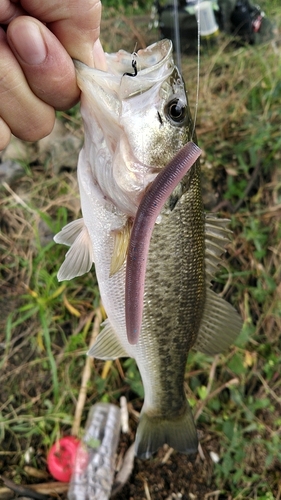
151 0 275 52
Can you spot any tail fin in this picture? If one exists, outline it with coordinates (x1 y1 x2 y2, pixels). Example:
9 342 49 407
135 405 198 460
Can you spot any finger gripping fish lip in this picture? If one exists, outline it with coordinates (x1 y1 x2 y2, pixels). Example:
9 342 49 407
125 141 202 345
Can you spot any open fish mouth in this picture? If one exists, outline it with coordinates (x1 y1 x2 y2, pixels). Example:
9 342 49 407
73 39 191 218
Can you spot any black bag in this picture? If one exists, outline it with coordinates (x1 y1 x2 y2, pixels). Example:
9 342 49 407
156 0 274 50
218 0 275 44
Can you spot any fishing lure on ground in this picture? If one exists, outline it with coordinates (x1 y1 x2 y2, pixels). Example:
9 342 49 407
54 39 242 459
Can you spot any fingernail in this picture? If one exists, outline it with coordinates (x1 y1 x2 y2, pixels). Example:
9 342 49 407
10 20 47 65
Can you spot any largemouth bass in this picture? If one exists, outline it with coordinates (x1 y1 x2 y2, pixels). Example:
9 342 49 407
54 40 242 459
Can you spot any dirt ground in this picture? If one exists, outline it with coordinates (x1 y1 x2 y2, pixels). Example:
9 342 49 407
112 425 221 500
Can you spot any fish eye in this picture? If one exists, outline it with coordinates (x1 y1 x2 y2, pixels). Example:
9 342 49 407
165 98 187 124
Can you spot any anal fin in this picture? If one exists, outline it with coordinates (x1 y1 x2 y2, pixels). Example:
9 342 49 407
88 319 129 360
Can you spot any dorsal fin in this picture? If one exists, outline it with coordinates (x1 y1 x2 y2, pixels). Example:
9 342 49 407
205 214 232 281
194 214 243 354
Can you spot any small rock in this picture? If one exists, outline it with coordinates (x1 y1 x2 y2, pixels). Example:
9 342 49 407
38 119 82 173
38 219 55 247
0 159 25 184
209 451 220 463
1 135 38 164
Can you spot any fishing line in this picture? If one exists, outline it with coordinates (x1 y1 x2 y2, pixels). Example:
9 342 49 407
191 0 201 142
173 0 181 71
133 45 145 196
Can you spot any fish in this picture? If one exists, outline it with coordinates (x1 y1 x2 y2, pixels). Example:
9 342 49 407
54 39 242 459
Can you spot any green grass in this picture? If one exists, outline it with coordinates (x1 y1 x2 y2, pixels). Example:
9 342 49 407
188 7 281 494
1 2 281 498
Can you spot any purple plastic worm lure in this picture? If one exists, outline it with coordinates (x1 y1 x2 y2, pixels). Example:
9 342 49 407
125 141 202 345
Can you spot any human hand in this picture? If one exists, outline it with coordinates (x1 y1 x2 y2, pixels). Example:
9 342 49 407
0 0 106 150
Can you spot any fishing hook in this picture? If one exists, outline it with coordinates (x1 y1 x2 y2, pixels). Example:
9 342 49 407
123 54 138 77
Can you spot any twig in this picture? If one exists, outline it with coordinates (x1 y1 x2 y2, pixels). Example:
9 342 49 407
232 158 261 213
71 307 102 436
206 356 219 395
211 158 262 214
0 478 68 500
2 182 35 214
24 467 49 480
0 476 49 500
143 480 152 500
211 200 233 213
217 265 233 298
204 491 223 500
73 310 95 335
276 481 281 500
256 372 281 404
111 443 135 497
161 446 174 464
120 396 130 434
194 378 239 421
127 403 140 421
193 356 219 424
120 16 147 48
198 442 206 460
115 358 125 379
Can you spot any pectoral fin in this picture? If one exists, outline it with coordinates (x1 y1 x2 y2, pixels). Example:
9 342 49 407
88 319 129 359
54 218 85 246
54 219 94 281
195 288 243 355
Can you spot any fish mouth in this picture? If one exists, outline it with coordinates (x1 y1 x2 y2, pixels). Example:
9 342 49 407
74 40 179 217
74 38 173 75
74 39 174 118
